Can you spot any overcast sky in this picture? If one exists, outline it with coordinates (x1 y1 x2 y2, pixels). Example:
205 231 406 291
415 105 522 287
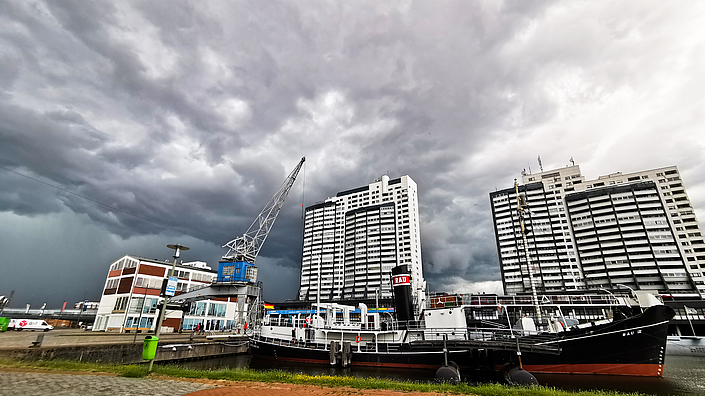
2 1 704 308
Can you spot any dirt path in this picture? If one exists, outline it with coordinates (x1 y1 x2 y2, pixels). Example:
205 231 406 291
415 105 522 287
183 380 456 396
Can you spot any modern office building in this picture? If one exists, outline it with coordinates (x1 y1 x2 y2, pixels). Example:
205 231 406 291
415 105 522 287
298 175 425 304
490 164 705 298
93 255 243 332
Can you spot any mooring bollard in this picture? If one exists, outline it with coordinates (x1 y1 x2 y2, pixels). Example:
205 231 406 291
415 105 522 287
30 334 44 348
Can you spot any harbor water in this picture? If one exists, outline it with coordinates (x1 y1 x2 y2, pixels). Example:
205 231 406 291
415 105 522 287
175 354 705 396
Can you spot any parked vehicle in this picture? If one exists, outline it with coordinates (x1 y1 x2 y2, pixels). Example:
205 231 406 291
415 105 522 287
9 319 53 331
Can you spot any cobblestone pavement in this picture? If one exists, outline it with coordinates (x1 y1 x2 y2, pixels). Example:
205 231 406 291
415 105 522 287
0 370 216 396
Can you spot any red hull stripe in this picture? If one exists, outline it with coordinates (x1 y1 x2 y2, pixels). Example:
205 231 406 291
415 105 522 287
521 363 664 377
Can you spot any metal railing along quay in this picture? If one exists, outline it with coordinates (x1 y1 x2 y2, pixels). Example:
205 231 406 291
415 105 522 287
0 308 98 322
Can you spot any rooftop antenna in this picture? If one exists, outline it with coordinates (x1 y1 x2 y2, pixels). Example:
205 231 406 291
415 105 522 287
569 156 575 166
537 156 544 172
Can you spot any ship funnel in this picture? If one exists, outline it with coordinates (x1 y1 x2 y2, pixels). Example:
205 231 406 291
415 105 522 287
392 265 415 327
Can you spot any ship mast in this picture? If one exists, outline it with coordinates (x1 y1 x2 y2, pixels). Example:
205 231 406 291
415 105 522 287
515 179 542 323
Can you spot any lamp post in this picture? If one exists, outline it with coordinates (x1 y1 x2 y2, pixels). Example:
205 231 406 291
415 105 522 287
147 244 189 372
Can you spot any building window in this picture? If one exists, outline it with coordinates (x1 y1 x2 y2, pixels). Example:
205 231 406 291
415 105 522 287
113 296 129 312
134 277 161 289
105 278 119 290
190 302 207 316
207 303 227 317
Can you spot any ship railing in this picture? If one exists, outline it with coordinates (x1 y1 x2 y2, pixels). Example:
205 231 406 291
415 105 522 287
417 325 558 344
262 317 297 327
330 322 362 330
396 320 425 330
252 330 558 353
253 334 327 350
254 334 371 352
495 304 617 331
261 315 317 328
466 326 558 344
427 293 625 309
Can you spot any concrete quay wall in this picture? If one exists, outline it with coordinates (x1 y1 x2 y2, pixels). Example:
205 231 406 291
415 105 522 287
1 341 248 364
0 329 248 364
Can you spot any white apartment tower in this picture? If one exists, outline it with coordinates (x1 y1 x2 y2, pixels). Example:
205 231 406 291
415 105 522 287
298 175 424 303
490 164 705 298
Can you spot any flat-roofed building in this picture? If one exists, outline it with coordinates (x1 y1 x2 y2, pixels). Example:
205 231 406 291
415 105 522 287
490 165 705 298
298 175 424 305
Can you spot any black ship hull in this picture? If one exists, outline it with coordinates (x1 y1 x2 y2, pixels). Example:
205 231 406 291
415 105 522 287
251 305 674 377
519 304 674 376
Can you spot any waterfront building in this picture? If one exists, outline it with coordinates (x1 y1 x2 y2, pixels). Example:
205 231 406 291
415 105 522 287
74 301 99 310
93 255 242 332
490 164 705 298
298 175 425 304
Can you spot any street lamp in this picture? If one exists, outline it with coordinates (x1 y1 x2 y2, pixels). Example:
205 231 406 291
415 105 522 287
147 244 189 372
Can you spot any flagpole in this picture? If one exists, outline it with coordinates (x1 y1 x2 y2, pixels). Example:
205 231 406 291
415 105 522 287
684 306 696 336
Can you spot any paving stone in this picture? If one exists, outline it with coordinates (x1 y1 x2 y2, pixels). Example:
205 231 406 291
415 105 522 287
0 371 215 396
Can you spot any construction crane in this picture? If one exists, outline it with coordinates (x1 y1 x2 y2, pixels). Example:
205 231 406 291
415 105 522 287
174 157 305 334
222 156 306 263
217 157 306 284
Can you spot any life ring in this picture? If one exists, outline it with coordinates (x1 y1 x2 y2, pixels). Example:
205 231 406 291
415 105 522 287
355 335 361 343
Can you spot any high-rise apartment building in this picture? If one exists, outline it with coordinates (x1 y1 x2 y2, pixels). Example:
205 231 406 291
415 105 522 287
490 164 705 298
298 175 424 304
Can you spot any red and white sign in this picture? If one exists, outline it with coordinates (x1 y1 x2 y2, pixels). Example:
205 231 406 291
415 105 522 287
18 320 28 328
392 274 411 286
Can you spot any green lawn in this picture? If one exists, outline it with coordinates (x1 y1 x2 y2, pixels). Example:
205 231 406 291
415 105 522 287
0 358 652 396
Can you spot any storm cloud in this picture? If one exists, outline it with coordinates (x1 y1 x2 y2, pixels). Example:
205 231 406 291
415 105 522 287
1 1 704 307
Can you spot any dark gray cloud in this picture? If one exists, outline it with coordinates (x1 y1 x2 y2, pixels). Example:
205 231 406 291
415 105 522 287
1 1 704 307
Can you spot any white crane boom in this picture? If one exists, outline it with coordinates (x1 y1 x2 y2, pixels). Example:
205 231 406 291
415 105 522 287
222 157 305 263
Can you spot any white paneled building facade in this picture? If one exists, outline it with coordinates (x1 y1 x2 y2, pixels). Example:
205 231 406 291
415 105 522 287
298 175 424 304
490 165 705 298
93 255 243 333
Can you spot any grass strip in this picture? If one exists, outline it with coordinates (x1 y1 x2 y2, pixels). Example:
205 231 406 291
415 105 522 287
0 358 651 396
